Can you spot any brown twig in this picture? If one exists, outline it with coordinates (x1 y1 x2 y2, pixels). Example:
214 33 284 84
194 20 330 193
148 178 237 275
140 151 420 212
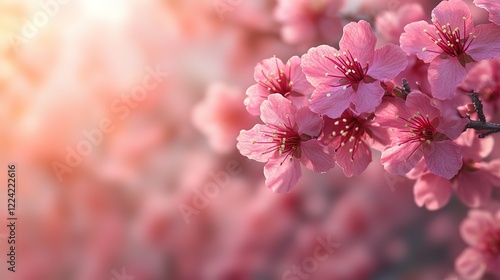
466 92 500 138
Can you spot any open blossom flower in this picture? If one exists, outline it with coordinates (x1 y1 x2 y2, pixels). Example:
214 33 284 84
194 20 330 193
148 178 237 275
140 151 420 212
237 94 336 193
301 20 408 119
475 0 500 25
412 131 500 210
244 56 313 116
320 110 389 177
459 57 500 119
375 91 469 179
274 0 344 45
455 209 500 279
400 0 500 100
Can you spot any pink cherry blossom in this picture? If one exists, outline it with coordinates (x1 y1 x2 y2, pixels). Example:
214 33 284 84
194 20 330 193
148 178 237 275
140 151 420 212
320 110 390 177
475 0 500 25
455 209 500 279
237 94 336 193
376 91 468 179
459 57 500 120
274 0 344 45
302 20 408 119
245 56 313 116
400 0 500 100
412 131 500 210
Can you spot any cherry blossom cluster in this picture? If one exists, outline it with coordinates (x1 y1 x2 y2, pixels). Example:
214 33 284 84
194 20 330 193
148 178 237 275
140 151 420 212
236 0 500 278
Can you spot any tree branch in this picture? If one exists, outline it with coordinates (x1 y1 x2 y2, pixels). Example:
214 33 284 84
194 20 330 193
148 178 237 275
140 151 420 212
393 78 411 100
466 92 500 138
402 78 411 95
469 92 486 123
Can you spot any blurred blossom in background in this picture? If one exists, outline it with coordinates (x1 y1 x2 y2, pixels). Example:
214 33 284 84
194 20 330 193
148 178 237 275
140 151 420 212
0 0 498 279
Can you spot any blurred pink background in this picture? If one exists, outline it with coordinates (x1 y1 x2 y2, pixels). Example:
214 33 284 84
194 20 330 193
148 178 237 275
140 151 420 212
0 0 497 279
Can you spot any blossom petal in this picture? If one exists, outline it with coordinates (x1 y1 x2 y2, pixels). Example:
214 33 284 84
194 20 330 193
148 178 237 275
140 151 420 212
460 209 495 247
414 173 453 210
288 55 315 95
260 94 297 127
425 141 463 179
455 170 492 208
428 57 467 100
301 44 341 88
253 56 286 82
264 158 302 193
436 115 469 140
466 23 500 61
309 85 354 119
368 44 408 81
374 97 410 130
237 124 277 162
339 20 376 64
351 82 384 114
245 84 268 116
455 248 487 280
295 106 323 136
335 139 372 177
458 131 495 162
381 141 424 176
365 124 391 151
432 0 474 32
405 91 440 119
406 159 429 179
482 158 500 187
400 21 442 63
299 140 336 173
475 0 500 25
